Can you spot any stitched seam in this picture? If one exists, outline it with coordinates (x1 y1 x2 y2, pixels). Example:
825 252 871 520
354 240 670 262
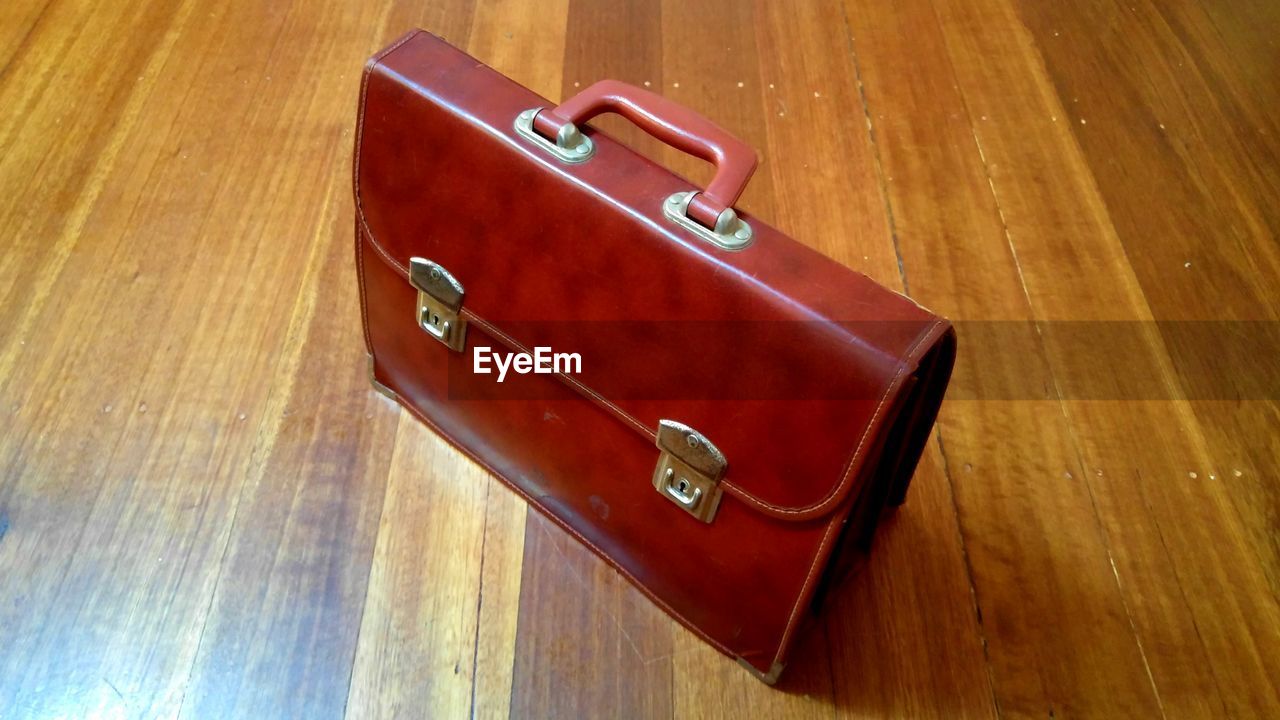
731 319 945 518
771 514 841 669
361 218 411 279
372 351 842 672
353 226 657 444
464 314 657 441
371 371 739 659
766 319 946 668
353 28 421 282
356 223 373 355
359 214 940 519
353 29 420 204
354 33 419 361
353 49 663 450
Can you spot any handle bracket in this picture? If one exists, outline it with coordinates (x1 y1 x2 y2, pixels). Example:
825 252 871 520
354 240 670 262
663 191 754 251
514 107 595 163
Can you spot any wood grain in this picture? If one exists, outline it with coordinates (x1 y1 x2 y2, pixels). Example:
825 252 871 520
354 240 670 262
842 2 1166 715
1 0 1277 718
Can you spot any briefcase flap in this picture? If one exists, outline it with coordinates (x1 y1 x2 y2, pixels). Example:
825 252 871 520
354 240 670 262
354 32 952 523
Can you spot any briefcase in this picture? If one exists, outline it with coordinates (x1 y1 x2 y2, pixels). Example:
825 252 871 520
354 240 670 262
354 30 955 684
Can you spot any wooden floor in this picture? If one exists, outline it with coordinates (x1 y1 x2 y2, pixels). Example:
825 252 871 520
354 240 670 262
2 0 1278 717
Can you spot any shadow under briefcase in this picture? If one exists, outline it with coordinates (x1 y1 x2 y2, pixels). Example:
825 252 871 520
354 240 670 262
353 30 955 684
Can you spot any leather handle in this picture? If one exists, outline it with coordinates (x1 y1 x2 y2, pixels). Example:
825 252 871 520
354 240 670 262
533 80 758 229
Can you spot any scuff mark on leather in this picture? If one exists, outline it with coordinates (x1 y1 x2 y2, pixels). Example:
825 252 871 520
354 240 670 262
588 495 610 520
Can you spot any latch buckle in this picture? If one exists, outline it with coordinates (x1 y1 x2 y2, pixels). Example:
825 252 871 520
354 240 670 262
409 257 467 352
653 420 727 523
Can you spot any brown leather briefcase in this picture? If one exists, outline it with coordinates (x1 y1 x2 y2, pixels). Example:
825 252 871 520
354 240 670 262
354 30 955 684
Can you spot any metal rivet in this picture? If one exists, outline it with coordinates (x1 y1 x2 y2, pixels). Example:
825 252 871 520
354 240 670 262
734 228 749 239
429 268 441 281
686 433 699 448
668 195 681 205
576 144 589 155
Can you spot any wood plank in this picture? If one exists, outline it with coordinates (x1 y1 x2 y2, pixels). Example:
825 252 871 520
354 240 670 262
659 0 775 219
1153 0 1280 153
1009 0 1280 322
173 4 485 718
152 2 439 713
0 0 191 363
344 420 487 717
0 0 56 75
178 175 399 718
512 513 675 720
842 0 1177 716
1009 0 1280 617
0 1 362 716
821 454 998 719
928 1 1237 712
468 479 528 720
927 0 1280 716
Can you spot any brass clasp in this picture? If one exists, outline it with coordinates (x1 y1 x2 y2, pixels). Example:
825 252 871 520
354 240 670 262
652 420 727 523
409 257 467 352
